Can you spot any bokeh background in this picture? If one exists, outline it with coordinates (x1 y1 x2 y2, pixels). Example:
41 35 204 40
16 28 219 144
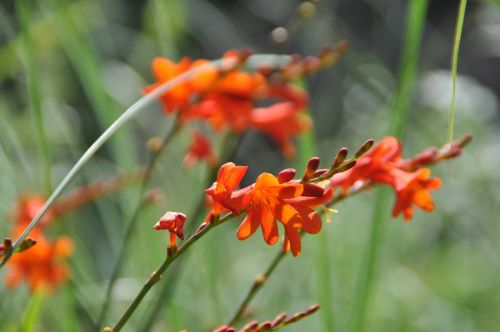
0 0 499 331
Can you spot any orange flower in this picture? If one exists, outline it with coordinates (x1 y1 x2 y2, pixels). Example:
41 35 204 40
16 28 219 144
236 173 329 256
13 195 55 230
391 168 441 221
153 211 187 250
205 162 249 216
330 136 401 191
184 130 217 167
5 234 73 292
250 102 311 157
144 57 218 113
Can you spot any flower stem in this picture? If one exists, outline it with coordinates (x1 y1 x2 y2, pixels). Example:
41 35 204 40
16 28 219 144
228 249 287 326
226 186 370 327
96 117 180 327
109 213 235 332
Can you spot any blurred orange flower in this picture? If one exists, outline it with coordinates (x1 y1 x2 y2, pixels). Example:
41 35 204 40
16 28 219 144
5 234 73 292
184 130 217 167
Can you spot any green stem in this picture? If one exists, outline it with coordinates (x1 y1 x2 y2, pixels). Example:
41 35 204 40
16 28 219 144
96 117 180 327
110 213 235 332
350 2 429 331
228 250 287 327
448 0 467 143
139 132 245 331
349 188 390 332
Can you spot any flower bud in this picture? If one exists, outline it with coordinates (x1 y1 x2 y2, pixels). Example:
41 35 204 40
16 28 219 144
354 139 374 159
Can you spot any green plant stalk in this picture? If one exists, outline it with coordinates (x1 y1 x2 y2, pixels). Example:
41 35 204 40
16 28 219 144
349 188 390 332
110 213 235 332
20 289 45 332
448 0 467 143
0 53 294 266
96 118 181 327
297 99 335 332
228 249 287 327
16 0 53 191
351 1 429 331
390 0 429 137
139 132 245 331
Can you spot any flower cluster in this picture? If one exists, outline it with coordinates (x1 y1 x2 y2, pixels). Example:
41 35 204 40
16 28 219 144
204 140 369 256
330 135 471 221
145 45 348 160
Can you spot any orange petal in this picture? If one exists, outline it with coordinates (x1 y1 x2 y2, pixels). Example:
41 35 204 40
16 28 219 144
260 209 279 245
237 211 260 240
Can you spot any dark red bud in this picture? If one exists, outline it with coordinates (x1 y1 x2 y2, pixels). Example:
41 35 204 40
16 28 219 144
271 312 288 328
241 321 259 332
332 147 348 168
302 183 325 197
458 134 473 148
354 139 374 159
277 168 296 183
337 160 356 173
258 321 273 331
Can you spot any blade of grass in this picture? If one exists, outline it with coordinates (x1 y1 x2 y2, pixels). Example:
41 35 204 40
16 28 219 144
350 1 429 331
20 289 45 332
16 0 53 192
448 0 468 143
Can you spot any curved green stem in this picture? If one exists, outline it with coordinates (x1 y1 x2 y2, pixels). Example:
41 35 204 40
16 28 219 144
109 213 235 332
96 117 180 327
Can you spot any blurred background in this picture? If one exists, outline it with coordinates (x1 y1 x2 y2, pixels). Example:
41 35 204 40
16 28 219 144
0 0 499 331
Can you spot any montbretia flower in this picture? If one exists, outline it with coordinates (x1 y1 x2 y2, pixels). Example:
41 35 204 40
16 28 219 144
237 173 331 256
5 234 73 292
391 168 441 221
144 57 218 113
330 136 446 221
153 211 187 251
205 162 249 216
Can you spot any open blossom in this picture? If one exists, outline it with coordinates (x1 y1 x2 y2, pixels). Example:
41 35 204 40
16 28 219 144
391 168 441 221
205 162 249 216
5 234 73 292
207 163 333 256
145 51 314 157
153 211 187 250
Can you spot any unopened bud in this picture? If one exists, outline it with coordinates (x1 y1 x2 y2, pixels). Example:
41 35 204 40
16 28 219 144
278 168 296 183
241 321 259 332
336 160 356 173
16 237 37 253
332 147 348 168
458 134 473 148
271 312 288 328
302 183 325 197
102 328 113 332
255 274 267 286
258 321 273 331
303 157 320 180
354 139 374 159
146 137 163 154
